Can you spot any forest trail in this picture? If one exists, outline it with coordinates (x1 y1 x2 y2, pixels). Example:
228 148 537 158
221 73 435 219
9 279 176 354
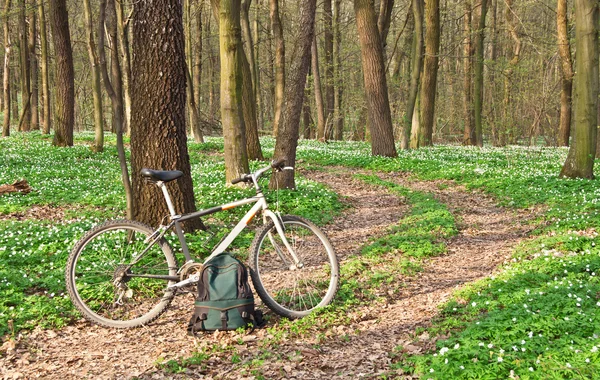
0 168 538 379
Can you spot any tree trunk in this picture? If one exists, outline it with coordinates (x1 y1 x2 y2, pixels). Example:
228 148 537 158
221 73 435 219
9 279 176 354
131 0 202 229
49 0 74 147
557 0 573 147
269 0 317 190
184 0 204 144
560 0 598 179
99 0 133 219
354 0 397 157
115 0 132 134
38 0 50 134
503 0 521 145
463 0 474 145
419 0 440 147
11 70 18 122
194 0 203 123
211 0 250 181
403 0 423 150
333 0 343 140
241 0 256 98
109 6 124 135
269 0 284 136
253 0 263 130
473 0 488 147
28 1 38 131
2 0 10 137
83 0 105 152
18 0 30 132
323 0 334 140
312 36 326 141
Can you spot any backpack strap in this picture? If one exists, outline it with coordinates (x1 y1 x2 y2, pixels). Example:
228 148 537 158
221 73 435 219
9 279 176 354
220 311 228 331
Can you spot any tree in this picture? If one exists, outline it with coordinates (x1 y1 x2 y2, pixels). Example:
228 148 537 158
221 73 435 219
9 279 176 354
38 0 50 134
269 0 317 189
560 0 598 179
18 0 31 132
473 0 488 147
463 0 474 145
557 0 573 147
419 0 440 147
403 0 423 149
212 0 250 182
323 0 334 140
2 0 10 137
130 0 203 230
502 0 521 145
312 36 326 141
333 0 343 140
49 0 75 147
83 0 105 151
269 0 284 136
28 0 38 131
354 0 397 157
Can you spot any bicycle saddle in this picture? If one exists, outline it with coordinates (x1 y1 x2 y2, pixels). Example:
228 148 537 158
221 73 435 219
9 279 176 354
140 168 184 183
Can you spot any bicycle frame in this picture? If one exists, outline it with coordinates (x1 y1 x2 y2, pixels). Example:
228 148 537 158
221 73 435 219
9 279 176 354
134 166 300 289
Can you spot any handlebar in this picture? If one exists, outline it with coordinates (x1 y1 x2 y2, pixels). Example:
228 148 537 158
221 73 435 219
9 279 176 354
231 159 292 186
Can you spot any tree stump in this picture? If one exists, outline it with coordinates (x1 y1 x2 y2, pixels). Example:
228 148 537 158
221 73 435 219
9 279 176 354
0 179 32 195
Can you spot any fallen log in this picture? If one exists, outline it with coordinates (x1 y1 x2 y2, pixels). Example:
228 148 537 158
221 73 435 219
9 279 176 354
0 179 32 195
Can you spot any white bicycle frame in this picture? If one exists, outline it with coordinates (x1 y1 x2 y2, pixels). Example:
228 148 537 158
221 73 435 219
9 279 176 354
149 164 300 289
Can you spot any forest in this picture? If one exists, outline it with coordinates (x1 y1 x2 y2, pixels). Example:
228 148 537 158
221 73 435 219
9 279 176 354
1 0 600 378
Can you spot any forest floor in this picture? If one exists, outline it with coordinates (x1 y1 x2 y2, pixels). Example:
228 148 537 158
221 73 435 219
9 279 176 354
0 167 539 379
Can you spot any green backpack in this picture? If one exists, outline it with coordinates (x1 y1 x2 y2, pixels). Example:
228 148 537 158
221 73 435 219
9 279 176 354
187 253 263 333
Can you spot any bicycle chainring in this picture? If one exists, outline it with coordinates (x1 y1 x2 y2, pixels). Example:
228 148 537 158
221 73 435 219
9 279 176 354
179 262 204 282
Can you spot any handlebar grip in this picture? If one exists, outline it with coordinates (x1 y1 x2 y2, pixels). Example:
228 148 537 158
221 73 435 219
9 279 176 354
231 177 245 185
271 159 286 169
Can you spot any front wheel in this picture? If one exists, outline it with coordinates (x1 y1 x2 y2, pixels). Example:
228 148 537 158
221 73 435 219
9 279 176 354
65 220 178 328
249 215 339 319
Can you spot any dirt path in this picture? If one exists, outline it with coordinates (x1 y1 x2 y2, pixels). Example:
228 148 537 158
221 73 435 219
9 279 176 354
0 169 537 379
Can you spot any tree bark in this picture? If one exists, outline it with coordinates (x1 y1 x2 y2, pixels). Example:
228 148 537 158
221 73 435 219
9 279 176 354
473 0 488 147
211 0 251 181
403 0 423 150
560 0 598 179
419 0 440 147
184 0 204 144
354 0 397 157
115 0 132 134
503 0 521 145
27 0 38 131
2 0 10 137
99 0 133 219
108 4 124 135
377 0 394 47
18 0 30 132
38 0 50 134
557 0 573 147
269 0 284 136
131 0 202 229
269 0 317 190
463 0 474 145
312 36 326 141
323 0 334 140
49 0 74 147
83 0 105 151
333 0 343 140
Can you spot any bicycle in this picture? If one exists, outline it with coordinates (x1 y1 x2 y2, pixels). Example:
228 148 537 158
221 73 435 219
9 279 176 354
65 160 339 329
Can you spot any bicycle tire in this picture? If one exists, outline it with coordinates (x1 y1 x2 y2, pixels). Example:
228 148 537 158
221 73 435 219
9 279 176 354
65 220 178 328
249 215 339 319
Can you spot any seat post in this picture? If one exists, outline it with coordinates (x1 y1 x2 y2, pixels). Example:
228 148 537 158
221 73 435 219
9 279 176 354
157 181 178 218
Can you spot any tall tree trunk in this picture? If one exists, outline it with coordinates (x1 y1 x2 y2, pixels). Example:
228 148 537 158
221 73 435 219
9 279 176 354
403 0 423 149
185 0 204 143
323 0 334 140
419 0 440 147
503 0 521 145
109 6 124 135
241 0 256 98
18 0 30 132
2 0 10 137
115 0 132 134
131 0 202 229
333 0 343 140
473 0 488 147
38 0 50 134
212 0 250 181
269 0 284 136
312 36 326 141
28 1 38 131
463 0 474 145
194 0 203 121
560 0 598 178
206 14 218 119
253 0 263 130
83 0 105 151
557 0 573 147
377 0 394 47
99 0 133 219
488 0 498 145
49 0 74 147
11 71 18 122
354 0 397 157
269 0 317 190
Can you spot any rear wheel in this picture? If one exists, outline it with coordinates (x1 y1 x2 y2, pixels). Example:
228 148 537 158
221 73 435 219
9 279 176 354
249 215 339 318
65 220 178 328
